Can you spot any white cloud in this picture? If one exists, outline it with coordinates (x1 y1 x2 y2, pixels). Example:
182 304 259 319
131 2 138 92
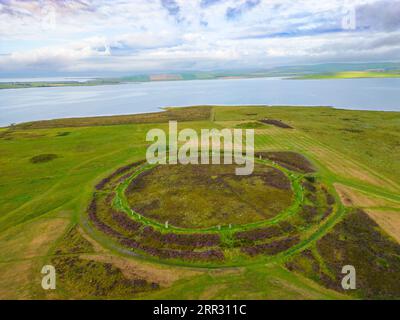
0 0 399 74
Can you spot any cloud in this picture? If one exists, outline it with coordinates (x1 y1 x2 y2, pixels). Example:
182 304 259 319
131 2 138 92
200 0 223 8
0 0 399 74
226 0 261 20
0 36 111 71
161 0 180 16
356 0 400 31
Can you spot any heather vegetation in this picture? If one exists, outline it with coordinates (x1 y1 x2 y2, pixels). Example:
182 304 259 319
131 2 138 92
125 162 294 228
85 149 338 268
1 105 399 299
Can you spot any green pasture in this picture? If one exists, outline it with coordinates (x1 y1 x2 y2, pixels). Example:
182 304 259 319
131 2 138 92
0 106 399 299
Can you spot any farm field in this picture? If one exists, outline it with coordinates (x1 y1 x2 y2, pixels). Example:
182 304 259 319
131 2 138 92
294 71 400 80
0 105 399 300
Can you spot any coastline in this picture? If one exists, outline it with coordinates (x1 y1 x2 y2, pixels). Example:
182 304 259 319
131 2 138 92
2 104 400 130
2 76 400 127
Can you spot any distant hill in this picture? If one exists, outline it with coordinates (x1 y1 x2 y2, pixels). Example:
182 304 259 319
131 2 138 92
2 62 400 89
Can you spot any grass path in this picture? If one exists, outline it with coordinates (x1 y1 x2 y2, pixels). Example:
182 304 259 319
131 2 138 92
1 106 399 299
84 154 346 269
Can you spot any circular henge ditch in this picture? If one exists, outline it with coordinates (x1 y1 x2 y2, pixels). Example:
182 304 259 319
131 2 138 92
124 162 296 229
86 156 340 268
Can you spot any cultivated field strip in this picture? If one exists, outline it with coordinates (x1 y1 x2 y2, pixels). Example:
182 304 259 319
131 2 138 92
254 127 400 193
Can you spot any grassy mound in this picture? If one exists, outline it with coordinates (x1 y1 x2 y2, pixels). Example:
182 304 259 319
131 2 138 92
85 155 337 267
30 153 58 164
125 163 294 229
256 151 315 173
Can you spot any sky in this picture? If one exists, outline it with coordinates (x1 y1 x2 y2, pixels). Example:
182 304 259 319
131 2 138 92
0 0 400 76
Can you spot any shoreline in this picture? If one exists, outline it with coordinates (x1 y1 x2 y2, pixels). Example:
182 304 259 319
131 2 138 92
2 104 400 129
2 76 400 91
2 70 400 90
0 75 284 90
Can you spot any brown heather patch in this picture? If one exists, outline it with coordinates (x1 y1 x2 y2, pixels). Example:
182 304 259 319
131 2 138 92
241 236 300 257
259 119 293 129
256 151 315 173
95 160 145 190
15 106 213 129
87 194 225 262
52 255 160 298
30 153 58 164
286 209 400 299
126 163 294 229
81 254 202 288
77 227 203 287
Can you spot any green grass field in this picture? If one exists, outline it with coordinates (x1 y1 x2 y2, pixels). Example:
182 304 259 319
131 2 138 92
294 71 400 80
0 106 399 299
